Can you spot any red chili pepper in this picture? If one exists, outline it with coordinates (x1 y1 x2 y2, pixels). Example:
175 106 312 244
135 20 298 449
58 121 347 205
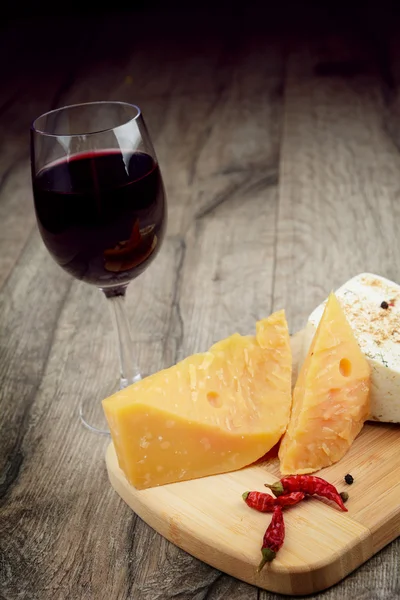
243 490 305 512
242 491 276 512
265 475 347 512
257 506 285 572
276 491 305 507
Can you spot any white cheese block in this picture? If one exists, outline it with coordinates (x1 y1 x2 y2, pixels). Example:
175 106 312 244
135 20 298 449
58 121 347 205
301 273 400 423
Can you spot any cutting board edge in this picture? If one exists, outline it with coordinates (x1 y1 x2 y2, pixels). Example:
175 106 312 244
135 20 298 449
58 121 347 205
106 443 376 596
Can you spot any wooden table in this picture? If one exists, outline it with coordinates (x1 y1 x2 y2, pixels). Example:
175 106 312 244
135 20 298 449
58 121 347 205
1 6 399 599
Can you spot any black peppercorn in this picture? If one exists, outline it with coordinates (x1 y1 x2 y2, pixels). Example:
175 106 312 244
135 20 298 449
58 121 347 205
344 474 354 485
381 301 389 309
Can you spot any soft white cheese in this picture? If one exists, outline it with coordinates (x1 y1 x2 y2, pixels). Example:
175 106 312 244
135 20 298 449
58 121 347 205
301 273 400 423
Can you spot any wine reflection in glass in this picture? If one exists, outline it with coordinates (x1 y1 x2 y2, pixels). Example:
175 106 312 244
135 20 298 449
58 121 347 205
30 102 167 434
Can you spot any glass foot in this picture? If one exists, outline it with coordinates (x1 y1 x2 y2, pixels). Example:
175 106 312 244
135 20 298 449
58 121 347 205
79 373 143 435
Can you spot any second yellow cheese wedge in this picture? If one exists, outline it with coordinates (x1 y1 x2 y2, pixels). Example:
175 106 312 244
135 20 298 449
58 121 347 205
279 293 371 475
103 310 292 489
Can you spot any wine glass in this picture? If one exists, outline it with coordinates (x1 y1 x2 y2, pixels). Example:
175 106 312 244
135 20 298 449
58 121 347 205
30 101 167 434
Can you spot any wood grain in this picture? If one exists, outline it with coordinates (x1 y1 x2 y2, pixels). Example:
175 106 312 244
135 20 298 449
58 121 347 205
274 36 400 332
106 441 371 597
1 6 400 600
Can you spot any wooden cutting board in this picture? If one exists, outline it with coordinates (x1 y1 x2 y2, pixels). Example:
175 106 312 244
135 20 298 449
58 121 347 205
105 331 400 596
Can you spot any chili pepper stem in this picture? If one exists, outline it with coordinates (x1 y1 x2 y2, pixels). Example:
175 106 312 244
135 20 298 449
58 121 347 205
242 492 250 501
264 482 284 496
257 548 276 572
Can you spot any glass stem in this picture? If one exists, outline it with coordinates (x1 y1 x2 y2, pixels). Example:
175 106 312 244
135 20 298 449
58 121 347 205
103 287 141 388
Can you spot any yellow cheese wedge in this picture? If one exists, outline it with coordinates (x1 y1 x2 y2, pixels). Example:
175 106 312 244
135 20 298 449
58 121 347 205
103 310 292 489
279 293 370 475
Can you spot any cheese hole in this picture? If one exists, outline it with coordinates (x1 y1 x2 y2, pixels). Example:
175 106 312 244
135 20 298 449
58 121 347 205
339 358 352 377
207 391 222 408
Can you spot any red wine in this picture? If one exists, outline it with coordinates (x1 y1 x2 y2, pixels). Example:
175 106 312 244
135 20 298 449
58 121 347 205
33 150 166 289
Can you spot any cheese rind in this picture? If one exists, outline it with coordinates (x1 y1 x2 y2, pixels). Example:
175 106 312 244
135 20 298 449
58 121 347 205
279 293 370 475
303 273 400 423
103 311 292 489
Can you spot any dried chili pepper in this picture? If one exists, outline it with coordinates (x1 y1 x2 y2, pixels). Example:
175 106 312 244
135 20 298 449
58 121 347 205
265 475 348 512
257 506 285 572
243 490 305 512
242 491 276 512
276 491 305 507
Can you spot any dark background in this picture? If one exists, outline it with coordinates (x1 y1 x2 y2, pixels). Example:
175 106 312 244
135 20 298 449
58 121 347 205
2 1 400 71
1 1 400 118
2 1 400 30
